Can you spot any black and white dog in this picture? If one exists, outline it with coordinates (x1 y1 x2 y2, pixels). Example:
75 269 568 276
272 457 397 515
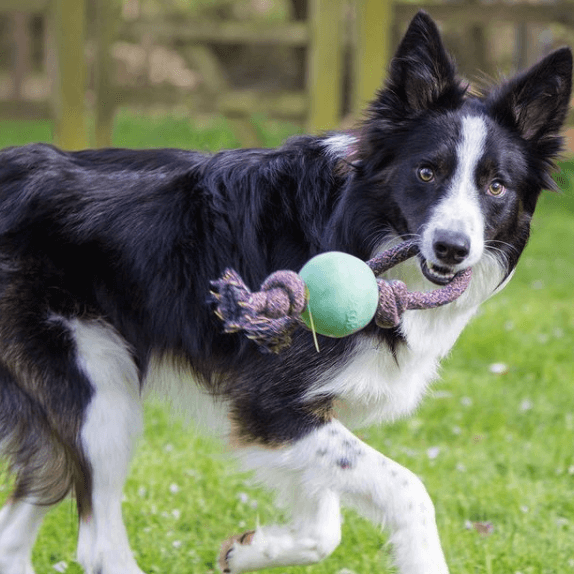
0 11 571 574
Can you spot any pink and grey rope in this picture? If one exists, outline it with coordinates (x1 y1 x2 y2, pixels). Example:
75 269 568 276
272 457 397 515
210 239 472 353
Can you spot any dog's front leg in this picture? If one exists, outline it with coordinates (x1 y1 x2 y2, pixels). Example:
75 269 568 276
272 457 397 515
227 419 448 574
219 489 342 573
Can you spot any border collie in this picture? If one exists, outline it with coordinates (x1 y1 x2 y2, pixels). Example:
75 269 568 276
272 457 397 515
0 11 571 574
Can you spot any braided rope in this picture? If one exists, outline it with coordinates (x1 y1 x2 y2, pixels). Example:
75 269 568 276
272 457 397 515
210 240 472 353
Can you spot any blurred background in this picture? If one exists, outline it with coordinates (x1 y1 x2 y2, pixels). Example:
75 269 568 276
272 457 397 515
0 0 573 151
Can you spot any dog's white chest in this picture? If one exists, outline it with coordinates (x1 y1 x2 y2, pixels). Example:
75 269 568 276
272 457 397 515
312 303 478 428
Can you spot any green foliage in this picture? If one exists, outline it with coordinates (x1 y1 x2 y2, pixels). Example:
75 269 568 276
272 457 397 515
0 119 573 573
0 120 53 148
0 113 302 151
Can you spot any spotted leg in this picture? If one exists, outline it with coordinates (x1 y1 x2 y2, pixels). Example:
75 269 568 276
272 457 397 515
222 419 449 574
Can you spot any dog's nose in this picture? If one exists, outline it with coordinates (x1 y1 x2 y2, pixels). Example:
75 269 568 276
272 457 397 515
432 230 470 265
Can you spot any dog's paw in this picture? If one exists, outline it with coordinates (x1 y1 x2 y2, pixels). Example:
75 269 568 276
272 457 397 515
218 530 256 573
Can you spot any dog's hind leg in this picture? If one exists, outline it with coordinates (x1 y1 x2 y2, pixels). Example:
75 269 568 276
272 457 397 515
70 319 145 574
0 345 87 574
0 499 51 574
224 419 448 574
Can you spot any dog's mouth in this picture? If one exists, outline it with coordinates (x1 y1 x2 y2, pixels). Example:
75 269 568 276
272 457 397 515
419 257 458 286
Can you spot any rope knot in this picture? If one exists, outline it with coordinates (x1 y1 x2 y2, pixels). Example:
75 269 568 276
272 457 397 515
210 269 307 353
255 271 308 318
375 279 409 328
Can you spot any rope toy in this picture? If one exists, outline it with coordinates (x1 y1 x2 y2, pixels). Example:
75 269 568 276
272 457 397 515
210 240 472 353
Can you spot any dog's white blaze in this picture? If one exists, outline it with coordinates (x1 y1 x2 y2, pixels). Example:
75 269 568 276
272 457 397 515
421 115 487 269
454 116 488 194
70 318 146 574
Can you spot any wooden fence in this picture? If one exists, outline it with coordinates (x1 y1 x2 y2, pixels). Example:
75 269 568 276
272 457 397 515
2 0 573 148
1 0 90 149
107 0 391 146
0 0 52 122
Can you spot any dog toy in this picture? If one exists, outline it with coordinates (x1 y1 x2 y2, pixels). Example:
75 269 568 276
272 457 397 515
299 251 379 338
210 240 472 353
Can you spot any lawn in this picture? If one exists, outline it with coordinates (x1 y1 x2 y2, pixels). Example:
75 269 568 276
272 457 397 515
0 115 573 574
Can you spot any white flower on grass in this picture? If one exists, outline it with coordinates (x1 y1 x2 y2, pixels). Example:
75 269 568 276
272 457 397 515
461 397 473 407
169 483 180 494
427 446 441 460
238 492 250 504
520 399 533 412
172 509 181 520
172 540 182 549
489 362 509 375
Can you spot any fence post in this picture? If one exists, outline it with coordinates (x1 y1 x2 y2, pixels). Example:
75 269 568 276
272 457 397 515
12 12 30 100
353 0 393 115
94 0 119 148
53 0 89 150
307 0 343 134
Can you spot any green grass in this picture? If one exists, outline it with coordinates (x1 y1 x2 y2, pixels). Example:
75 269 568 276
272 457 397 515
0 112 302 151
1 116 574 573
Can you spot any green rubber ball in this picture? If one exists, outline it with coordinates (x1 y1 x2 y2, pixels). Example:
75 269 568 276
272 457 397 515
299 251 379 338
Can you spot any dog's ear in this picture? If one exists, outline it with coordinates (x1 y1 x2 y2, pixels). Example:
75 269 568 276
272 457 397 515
369 11 462 117
487 48 572 146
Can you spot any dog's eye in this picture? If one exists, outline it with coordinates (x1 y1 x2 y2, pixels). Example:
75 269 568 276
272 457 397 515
418 167 435 182
487 181 506 197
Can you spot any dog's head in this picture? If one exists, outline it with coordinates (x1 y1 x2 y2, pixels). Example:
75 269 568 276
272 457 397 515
337 11 572 289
